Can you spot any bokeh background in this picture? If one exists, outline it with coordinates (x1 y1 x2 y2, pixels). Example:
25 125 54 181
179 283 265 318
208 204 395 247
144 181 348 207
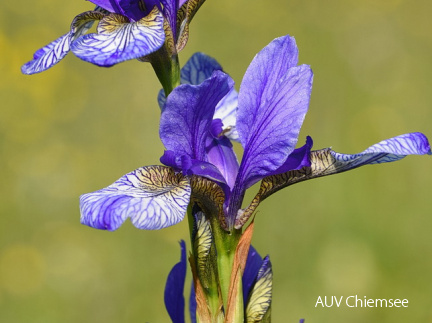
1 0 432 322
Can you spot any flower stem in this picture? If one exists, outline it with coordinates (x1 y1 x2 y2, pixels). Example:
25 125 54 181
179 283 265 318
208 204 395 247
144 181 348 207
149 45 181 97
211 218 242 311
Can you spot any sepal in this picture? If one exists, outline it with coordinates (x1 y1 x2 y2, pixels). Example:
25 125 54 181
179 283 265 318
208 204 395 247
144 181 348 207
235 133 430 228
190 176 227 229
21 33 72 75
80 165 191 231
21 8 105 74
71 7 165 66
257 132 431 201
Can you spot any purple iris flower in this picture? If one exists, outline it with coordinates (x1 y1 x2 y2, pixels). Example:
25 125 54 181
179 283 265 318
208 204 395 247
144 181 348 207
164 242 272 322
79 35 430 231
21 0 200 74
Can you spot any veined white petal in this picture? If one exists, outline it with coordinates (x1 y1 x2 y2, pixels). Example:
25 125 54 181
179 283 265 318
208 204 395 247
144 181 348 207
80 165 191 231
21 33 71 75
71 8 165 67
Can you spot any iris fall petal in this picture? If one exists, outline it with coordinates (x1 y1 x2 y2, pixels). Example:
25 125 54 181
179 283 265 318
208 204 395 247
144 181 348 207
71 8 165 66
80 165 191 231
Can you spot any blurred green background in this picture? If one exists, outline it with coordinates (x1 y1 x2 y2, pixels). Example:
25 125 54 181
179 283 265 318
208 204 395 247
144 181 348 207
1 0 432 322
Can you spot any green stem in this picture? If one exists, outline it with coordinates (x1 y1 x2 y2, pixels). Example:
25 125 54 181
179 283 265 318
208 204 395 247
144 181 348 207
149 46 180 96
211 218 241 311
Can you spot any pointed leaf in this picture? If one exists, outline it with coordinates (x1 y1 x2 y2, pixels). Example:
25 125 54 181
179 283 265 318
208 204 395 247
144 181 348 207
71 8 165 66
80 165 191 231
164 240 186 323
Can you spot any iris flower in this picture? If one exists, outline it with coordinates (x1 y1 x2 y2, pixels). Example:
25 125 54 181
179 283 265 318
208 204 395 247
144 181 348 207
79 35 431 232
164 241 273 323
21 0 204 74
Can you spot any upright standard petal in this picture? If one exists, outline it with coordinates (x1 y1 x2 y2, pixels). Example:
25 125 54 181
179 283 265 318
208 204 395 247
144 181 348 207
236 63 313 189
160 70 233 160
180 53 239 137
80 165 191 231
236 35 299 144
256 133 431 201
71 7 165 67
158 52 223 109
164 240 186 323
158 52 239 142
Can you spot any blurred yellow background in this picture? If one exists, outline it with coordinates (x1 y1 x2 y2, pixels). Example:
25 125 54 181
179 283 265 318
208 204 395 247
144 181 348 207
1 0 432 322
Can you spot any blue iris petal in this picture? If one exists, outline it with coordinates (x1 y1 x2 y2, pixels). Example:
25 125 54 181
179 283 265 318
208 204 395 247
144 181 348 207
330 132 431 171
21 33 71 75
71 8 165 67
236 35 313 190
164 240 186 323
